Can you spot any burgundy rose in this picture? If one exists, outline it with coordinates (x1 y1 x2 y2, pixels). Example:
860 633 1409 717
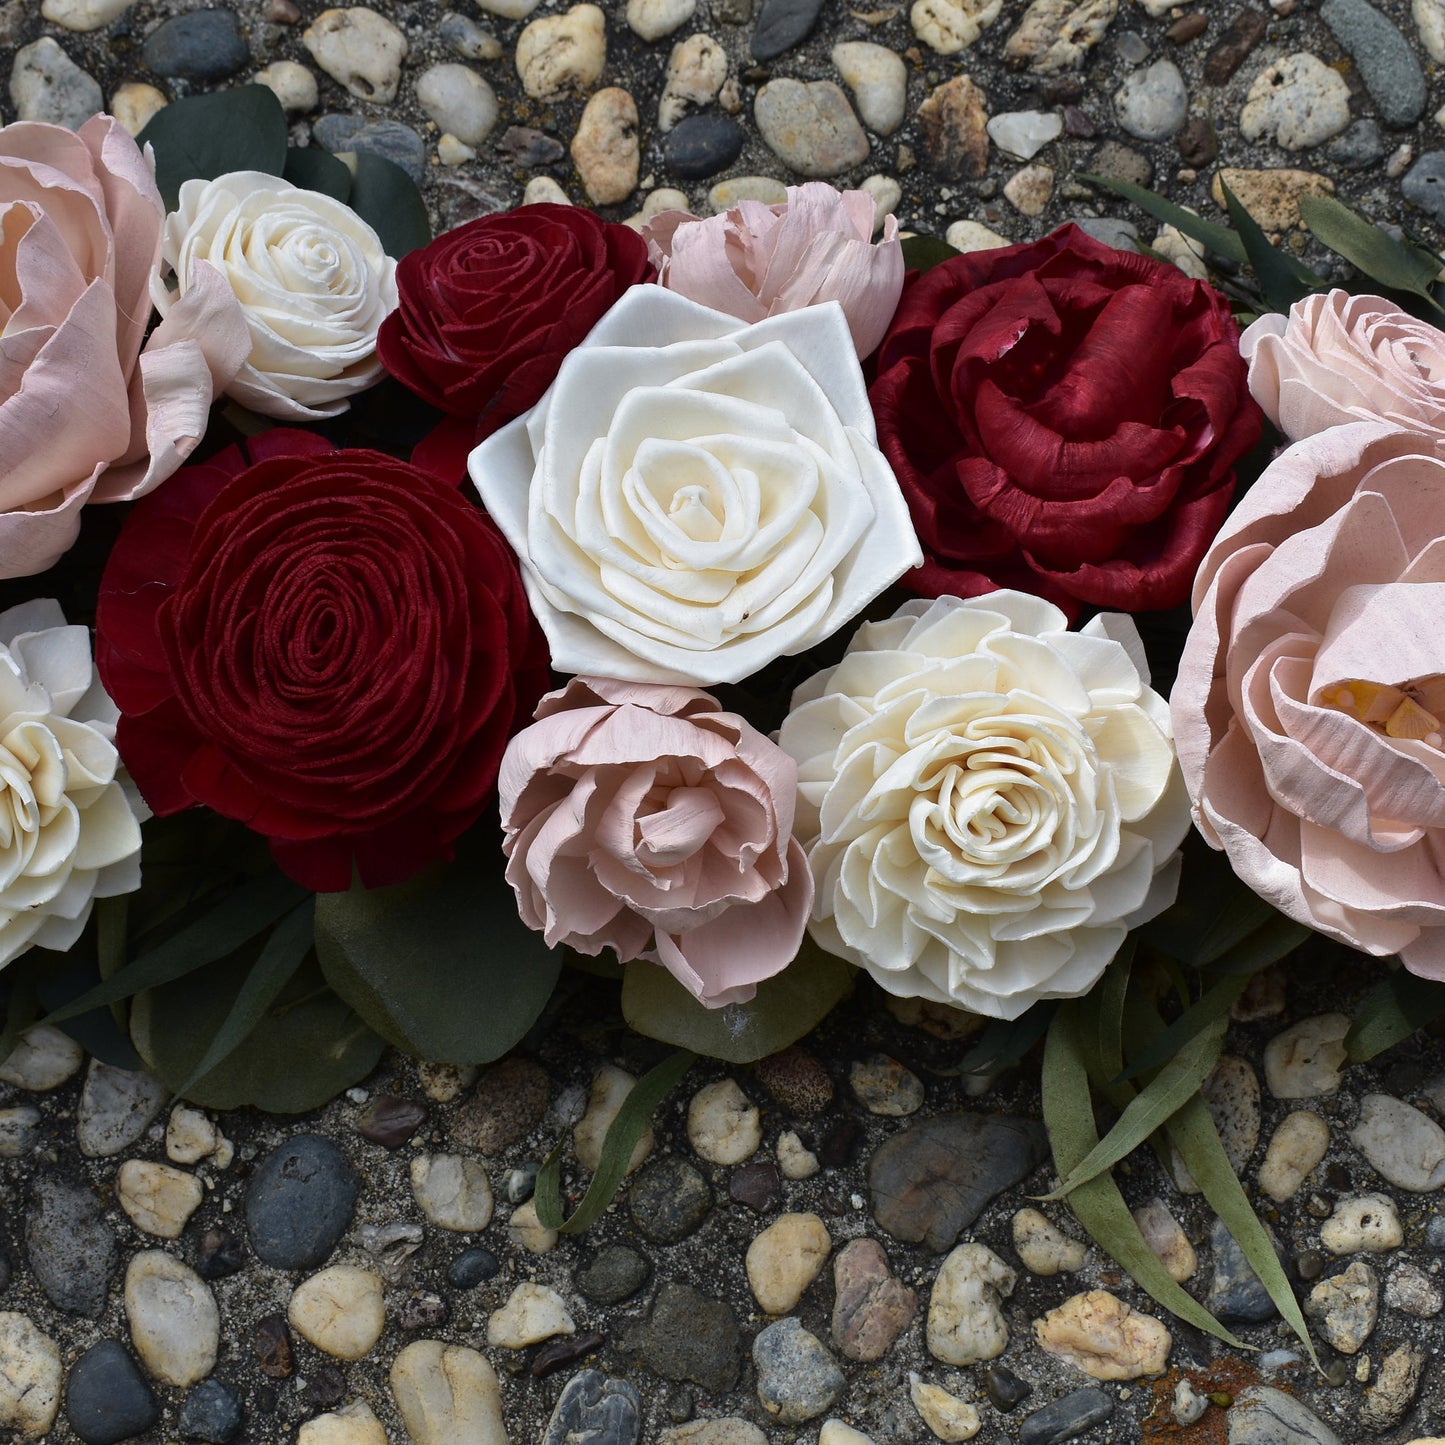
95 430 550 892
869 224 1261 614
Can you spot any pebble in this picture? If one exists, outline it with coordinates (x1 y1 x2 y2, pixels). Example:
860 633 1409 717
116 1161 203 1239
75 1063 167 1160
356 1221 424 1281
753 1318 845 1424
572 88 641 205
1350 1093 1445 1190
628 0 696 38
166 1107 218 1166
517 4 607 99
543 1370 641 1445
288 1265 385 1361
142 10 249 80
1210 167 1335 232
1114 59 1187 140
1152 220 1209 278
504 1162 540 1204
660 35 727 131
410 1153 495 1232
313 115 427 183
26 1176 115 1318
488 1282 577 1348
502 126 568 167
747 1213 831 1313
665 1424 768 1445
572 1066 652 1173
1132 1200 1197 1281
927 1244 1016 1365
1115 25 1148 55
177 1379 243 1443
730 1158 783 1212
0 1312 61 1437
1404 150 1445 223
1265 1015 1353 1098
438 13 503 60
755 79 871 178
817 1424 873 1445
1004 0 1118 73
664 113 748 178
849 1055 923 1115
254 1313 294 1378
987 109 1064 160
1307 1261 1379 1352
832 42 907 135
910 0 1002 54
1322 0 1427 126
755 1046 834 1115
831 1237 917 1361
125 1252 218 1387
390 1340 508 1445
303 7 407 102
1320 1192 1404 1253
752 0 827 58
530 1331 605 1378
1173 1380 1207 1427
0 1107 39 1159
688 1080 761 1164
196 1228 246 1281
1239 53 1352 151
476 0 543 20
8 40 102 128
0 1025 83 1091
508 1198 559 1253
917 76 991 181
1033 1291 1172 1380
1202 8 1267 84
1012 1209 1087 1275
1361 1343 1425 1431
1073 216 1138 250
1258 1111 1330 1202
40 0 133 27
1018 1388 1113 1445
416 65 498 149
1225 1385 1341 1445
453 1057 549 1152
246 1135 359 1270
910 1376 981 1441
298 1401 389 1445
629 1156 713 1242
946 219 1011 251
625 1282 743 1393
578 1244 651 1305
1206 1217 1283 1323
1386 1261 1443 1315
860 173 902 233
64 1341 158 1445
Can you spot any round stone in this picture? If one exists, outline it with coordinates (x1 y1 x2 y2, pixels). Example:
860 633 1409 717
10 38 103 126
630 1156 714 1243
660 34 728 132
927 1243 1015 1366
627 0 696 40
125 1252 218 1387
77 1063 169 1159
438 14 503 60
245 1135 359 1271
177 1378 244 1443
288 1266 385 1361
909 1375 979 1442
64 1341 158 1445
849 1055 924 1116
1263 1015 1350 1098
1306 1261 1379 1354
453 1057 550 1153
1320 1192 1403 1253
576 1065 654 1173
312 115 427 183
1259 1111 1330 1202
752 0 827 58
165 1106 219 1166
1012 1208 1087 1276
1321 0 1426 127
448 1247 502 1290
516 5 607 100
0 1313 62 1437
26 1176 115 1319
41 0 133 29
390 1340 508 1445
411 1153 495 1232
831 41 907 135
116 1160 204 1239
753 1318 845 1424
1240 53 1351 151
0 1025 83 1091
746 1213 831 1314
303 6 408 103
831 1237 917 1363
756 79 870 178
662 114 746 179
141 10 250 81
688 1080 761 1165
1349 1093 1445 1191
1113 59 1188 140
416 64 499 148
0 1108 39 1160
578 1245 651 1306
299 1401 389 1445
571 88 641 207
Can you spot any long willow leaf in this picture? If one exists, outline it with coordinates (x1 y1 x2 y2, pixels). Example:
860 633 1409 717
1345 966 1445 1062
1042 1006 1248 1350
1118 970 1250 1083
1078 174 1247 262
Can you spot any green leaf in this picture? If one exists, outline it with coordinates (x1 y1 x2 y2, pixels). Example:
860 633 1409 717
901 234 961 272
1298 194 1445 319
43 870 310 1025
1043 1004 1249 1349
931 1002 1055 1077
96 897 128 981
314 843 561 1065
1218 180 1326 314
33 952 145 1071
283 146 353 201
0 966 40 1069
346 153 432 258
1078 174 1246 263
534 1049 696 1233
175 900 316 1094
130 953 385 1112
621 934 854 1064
1117 969 1250 1082
137 85 289 210
1092 939 1134 1085
1345 966 1445 1062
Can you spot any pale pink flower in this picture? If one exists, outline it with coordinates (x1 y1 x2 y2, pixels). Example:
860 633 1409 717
499 676 813 1007
0 116 249 578
1173 421 1445 980
642 182 903 357
1241 289 1445 442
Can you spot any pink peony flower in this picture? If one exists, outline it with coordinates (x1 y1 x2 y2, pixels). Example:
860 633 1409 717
1173 421 1445 979
641 182 903 357
0 116 249 578
1241 290 1445 443
498 676 814 1007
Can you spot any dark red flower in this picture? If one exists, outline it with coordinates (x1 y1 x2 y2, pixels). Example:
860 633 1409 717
869 224 1261 614
95 430 550 892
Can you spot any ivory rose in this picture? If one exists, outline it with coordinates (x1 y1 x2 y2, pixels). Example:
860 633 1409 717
469 286 921 687
642 182 904 358
0 117 248 578
152 171 398 421
777 592 1190 1019
1173 422 1445 979
1241 291 1445 442
499 677 813 1006
0 599 144 971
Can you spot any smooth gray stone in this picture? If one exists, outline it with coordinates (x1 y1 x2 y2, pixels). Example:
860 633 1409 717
1320 0 1426 127
142 10 249 80
312 115 427 184
244 1134 358 1271
65 1341 159 1445
1403 151 1445 225
1019 1388 1114 1445
26 1176 116 1318
541 1369 641 1445
751 0 825 59
1226 1385 1341 1445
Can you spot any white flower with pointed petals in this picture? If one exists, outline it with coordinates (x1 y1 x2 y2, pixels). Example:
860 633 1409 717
469 287 922 687
776 592 1190 1019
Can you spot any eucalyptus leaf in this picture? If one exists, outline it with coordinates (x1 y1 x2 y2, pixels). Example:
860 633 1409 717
347 153 432 258
1219 180 1326 314
931 1002 1055 1077
33 951 145 1072
621 935 854 1064
901 234 961 272
1117 970 1250 1082
1078 174 1246 263
1298 194 1445 319
282 146 353 201
137 85 289 210
1345 966 1445 1062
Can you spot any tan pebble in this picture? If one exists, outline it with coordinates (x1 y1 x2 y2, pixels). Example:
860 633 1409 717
945 219 1010 251
1131 1199 1196 1282
910 0 1002 54
778 1129 820 1180
917 76 990 181
1003 162 1053 216
110 82 167 136
0 1312 62 1437
1033 1290 1172 1380
660 33 727 131
746 1212 831 1313
390 1340 508 1445
508 1198 558 1253
571 87 640 206
297 1401 389 1445
1208 169 1335 234
1259 1110 1330 1202
116 1160 203 1239
288 1266 385 1360
516 4 607 99
303 7 408 104
908 1374 980 1441
486 1282 576 1348
576 1065 653 1173
1012 1208 1086 1275
688 1079 761 1165
253 60 318 114
525 176 572 205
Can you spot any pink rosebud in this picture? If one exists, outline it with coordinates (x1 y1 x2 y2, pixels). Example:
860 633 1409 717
499 677 814 1007
642 182 903 357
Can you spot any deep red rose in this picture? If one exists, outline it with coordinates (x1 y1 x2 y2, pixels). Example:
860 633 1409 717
869 224 1261 614
95 430 550 892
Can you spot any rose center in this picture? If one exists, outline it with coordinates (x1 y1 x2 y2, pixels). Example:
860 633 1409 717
634 784 725 866
1314 677 1445 750
666 483 724 542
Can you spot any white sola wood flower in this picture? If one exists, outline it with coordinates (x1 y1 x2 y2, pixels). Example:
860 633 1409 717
0 600 143 969
469 286 922 687
777 591 1191 1019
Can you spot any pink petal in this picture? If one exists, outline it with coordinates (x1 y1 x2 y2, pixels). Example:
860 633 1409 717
0 467 98 579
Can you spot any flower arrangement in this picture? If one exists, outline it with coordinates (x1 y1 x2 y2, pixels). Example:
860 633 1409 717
6 82 1445 1355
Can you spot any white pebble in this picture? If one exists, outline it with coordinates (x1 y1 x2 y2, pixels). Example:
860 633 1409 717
688 1079 762 1164
416 63 498 148
486 1282 576 1348
125 1252 218 1387
575 1065 653 1174
525 176 572 205
945 219 1010 252
778 1129 821 1179
1258 1110 1330 1202
832 41 907 135
411 1153 495 1232
986 108 1063 159
516 5 607 100
109 81 167 136
927 1243 1016 1365
1263 1014 1350 1099
303 7 407 103
288 1266 386 1360
254 60 318 114
1320 1193 1404 1254
1012 1208 1087 1275
908 1375 980 1441
40 0 134 30
0 1312 62 1437
0 1026 82 1091
660 33 728 132
860 173 902 234
627 0 696 41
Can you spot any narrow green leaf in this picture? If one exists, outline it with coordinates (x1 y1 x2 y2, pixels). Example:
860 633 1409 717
282 146 353 201
346 153 432 259
137 85 289 210
931 1002 1055 1077
96 897 128 981
1345 966 1445 1062
1298 194 1445 318
44 871 309 1025
0 967 39 1069
1118 970 1250 1082
175 901 315 1094
1206 913 1313 977
534 1050 696 1233
901 234 962 272
1094 939 1135 1085
1078 174 1246 263
1219 181 1325 313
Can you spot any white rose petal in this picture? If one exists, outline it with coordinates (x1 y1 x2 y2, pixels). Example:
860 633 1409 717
777 592 1191 1019
151 172 399 421
470 286 923 686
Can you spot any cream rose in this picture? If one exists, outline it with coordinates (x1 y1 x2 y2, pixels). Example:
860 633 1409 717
469 286 922 686
0 599 144 970
152 171 398 421
1241 290 1445 442
777 592 1190 1019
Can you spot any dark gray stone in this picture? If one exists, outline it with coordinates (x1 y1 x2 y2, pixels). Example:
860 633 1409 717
497 126 567 167
753 1319 845 1425
985 1362 1032 1412
178 1379 243 1443
662 115 746 180
577 1244 651 1306
245 1134 359 1271
196 1227 246 1281
629 1157 712 1244
26 1176 116 1318
868 1113 1050 1252
541 1369 641 1445
447 1246 501 1289
623 1283 743 1394
355 1095 427 1148
751 0 825 59
1226 1385 1341 1445
1320 0 1426 127
65 1341 159 1445
1019 1388 1114 1445
142 11 249 81
1326 118 1386 170
313 115 427 185
1428 1211 1445 1249
1404 151 1445 226
1206 1218 1285 1324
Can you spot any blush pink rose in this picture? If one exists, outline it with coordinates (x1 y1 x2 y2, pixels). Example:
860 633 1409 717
1173 421 1445 979
642 182 903 358
0 117 249 578
499 676 814 1006
1241 290 1445 443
